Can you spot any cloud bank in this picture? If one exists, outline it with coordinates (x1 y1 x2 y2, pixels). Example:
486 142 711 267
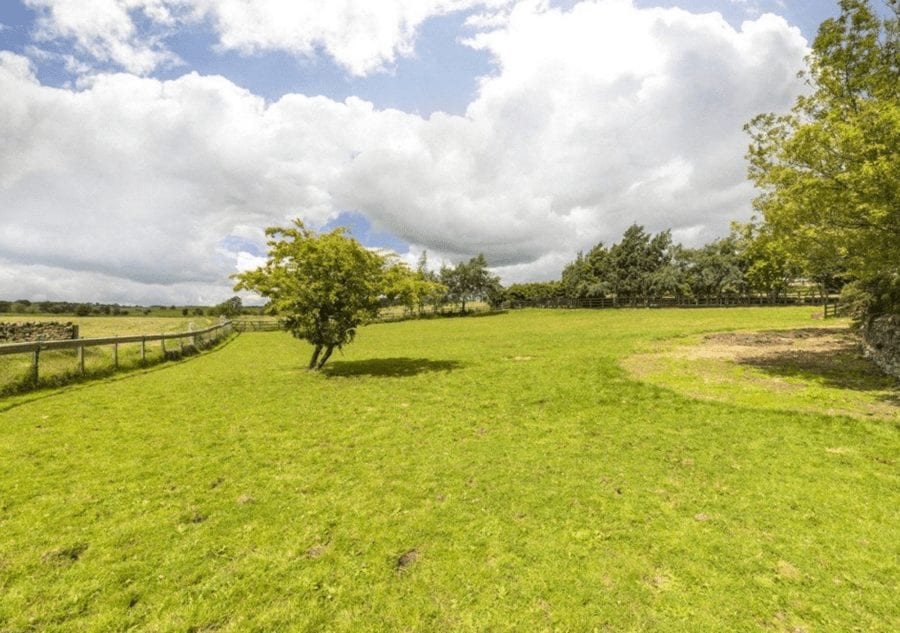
1 0 808 303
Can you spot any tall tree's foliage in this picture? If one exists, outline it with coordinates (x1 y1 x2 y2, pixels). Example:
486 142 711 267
745 0 899 316
232 220 387 370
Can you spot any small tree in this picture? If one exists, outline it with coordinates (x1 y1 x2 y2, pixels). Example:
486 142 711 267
440 254 501 313
232 220 386 370
214 296 243 317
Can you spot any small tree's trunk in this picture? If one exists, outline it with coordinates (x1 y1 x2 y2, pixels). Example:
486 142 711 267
309 344 323 370
316 345 335 369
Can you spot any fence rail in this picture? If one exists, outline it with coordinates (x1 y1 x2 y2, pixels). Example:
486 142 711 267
0 320 234 390
232 320 281 332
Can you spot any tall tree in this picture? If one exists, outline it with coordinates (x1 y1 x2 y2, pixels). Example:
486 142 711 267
232 220 387 370
745 0 899 316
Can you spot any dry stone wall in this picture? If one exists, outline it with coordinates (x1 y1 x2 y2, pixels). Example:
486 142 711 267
862 314 900 379
0 322 80 343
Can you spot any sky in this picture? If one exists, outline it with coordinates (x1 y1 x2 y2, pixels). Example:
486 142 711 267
0 0 854 305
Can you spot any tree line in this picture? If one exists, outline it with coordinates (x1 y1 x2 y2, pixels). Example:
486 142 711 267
503 221 822 308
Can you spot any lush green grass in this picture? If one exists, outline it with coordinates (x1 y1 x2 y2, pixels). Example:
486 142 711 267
0 308 897 631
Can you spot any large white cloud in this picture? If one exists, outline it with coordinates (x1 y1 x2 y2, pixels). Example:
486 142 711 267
0 0 809 303
24 0 512 76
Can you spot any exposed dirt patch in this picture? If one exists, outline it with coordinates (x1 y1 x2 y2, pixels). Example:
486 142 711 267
623 326 899 420
42 543 88 564
396 548 419 570
645 572 671 590
306 544 327 559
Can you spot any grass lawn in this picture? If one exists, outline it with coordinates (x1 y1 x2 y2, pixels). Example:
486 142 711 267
0 308 897 631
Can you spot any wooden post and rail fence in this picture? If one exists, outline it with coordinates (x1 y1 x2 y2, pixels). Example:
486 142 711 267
0 320 236 388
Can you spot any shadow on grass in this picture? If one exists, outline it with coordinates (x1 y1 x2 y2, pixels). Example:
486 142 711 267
732 328 899 405
323 357 463 378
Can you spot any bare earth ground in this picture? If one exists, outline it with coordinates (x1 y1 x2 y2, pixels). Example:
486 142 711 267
623 326 900 421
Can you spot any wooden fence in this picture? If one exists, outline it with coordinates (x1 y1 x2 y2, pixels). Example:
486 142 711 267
233 320 281 332
0 320 234 388
502 295 838 310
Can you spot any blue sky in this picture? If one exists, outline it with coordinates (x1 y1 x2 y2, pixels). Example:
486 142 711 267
0 1 866 304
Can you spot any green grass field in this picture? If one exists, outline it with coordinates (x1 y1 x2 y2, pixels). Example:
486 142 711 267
0 308 897 631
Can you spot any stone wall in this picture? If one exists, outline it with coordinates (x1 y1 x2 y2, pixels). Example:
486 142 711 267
0 322 80 343
862 314 900 379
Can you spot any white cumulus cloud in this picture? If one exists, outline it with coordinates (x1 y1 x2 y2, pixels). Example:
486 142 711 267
0 1 810 303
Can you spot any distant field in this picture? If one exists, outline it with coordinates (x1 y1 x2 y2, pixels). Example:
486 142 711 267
0 308 897 631
0 315 219 338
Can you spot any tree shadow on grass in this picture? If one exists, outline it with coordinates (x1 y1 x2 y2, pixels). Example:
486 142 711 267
731 328 900 406
323 357 463 378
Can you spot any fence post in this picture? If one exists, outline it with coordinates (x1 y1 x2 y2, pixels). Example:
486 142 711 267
161 335 166 356
140 336 146 361
31 346 40 385
113 337 119 369
78 344 85 375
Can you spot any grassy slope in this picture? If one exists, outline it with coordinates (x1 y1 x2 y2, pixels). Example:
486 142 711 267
0 308 897 632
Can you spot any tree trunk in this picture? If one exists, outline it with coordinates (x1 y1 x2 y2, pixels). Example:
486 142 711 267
316 345 335 369
308 344 322 370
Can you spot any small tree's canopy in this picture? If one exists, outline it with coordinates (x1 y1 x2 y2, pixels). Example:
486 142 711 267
214 296 243 317
381 258 447 314
745 0 899 315
560 243 611 299
732 221 799 302
232 220 386 370
440 254 502 312
681 235 748 300
503 281 563 304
